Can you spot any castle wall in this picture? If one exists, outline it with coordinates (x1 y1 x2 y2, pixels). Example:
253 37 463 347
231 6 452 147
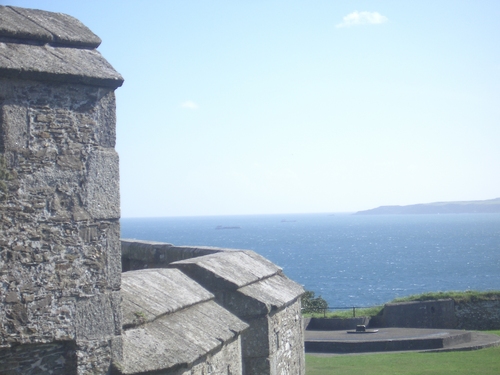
0 78 122 374
178 338 243 375
242 301 305 375
0 6 124 373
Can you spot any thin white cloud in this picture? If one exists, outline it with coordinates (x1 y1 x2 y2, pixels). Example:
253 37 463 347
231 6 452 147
181 100 199 110
336 11 388 28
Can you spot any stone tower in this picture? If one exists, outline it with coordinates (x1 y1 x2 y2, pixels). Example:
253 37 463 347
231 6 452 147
0 6 123 374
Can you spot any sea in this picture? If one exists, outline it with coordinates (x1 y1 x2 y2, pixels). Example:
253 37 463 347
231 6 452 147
121 213 500 308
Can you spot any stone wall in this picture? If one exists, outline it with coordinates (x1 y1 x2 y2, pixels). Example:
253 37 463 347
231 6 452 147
0 6 123 374
304 299 500 332
305 317 370 331
377 299 500 330
455 300 500 330
269 301 305 375
175 338 243 375
382 299 457 329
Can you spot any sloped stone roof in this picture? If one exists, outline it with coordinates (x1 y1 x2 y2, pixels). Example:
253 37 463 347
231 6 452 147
0 5 123 87
171 251 304 313
119 268 248 374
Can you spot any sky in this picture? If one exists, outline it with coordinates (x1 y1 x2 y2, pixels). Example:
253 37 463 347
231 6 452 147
4 1 500 217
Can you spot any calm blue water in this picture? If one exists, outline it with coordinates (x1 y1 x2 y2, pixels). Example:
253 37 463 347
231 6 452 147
121 213 500 307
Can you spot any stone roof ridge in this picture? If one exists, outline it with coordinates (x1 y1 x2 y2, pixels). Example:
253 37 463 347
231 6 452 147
0 6 101 48
170 249 283 290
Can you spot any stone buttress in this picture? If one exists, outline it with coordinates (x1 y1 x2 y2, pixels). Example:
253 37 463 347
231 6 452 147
0 6 123 374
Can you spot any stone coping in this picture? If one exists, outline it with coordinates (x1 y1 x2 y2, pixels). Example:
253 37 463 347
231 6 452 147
0 6 101 47
0 6 123 87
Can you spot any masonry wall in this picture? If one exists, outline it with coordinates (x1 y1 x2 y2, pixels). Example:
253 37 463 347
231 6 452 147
376 299 500 330
454 300 500 330
176 338 243 375
382 299 457 329
0 79 122 374
269 302 305 375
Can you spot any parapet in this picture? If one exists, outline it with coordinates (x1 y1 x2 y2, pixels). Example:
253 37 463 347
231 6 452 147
121 239 237 271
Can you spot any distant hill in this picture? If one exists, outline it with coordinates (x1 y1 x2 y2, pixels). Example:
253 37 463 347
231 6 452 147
355 198 500 215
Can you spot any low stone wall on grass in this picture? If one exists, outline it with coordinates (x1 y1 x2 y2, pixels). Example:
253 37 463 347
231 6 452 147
454 300 500 330
304 299 500 331
304 317 370 331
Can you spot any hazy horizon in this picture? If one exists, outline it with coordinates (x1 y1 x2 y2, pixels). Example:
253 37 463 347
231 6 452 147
7 1 500 217
120 196 500 219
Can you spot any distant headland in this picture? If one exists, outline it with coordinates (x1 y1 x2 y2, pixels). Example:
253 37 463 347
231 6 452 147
355 198 500 215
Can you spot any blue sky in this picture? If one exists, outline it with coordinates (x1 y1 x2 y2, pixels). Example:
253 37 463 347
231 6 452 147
5 1 500 217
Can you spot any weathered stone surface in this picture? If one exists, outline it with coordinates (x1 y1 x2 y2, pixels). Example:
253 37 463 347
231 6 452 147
0 6 122 88
121 268 213 327
219 276 303 319
0 80 122 347
171 250 282 291
119 268 248 375
454 300 500 330
82 148 120 219
0 6 122 374
0 341 77 374
119 302 247 374
269 302 305 375
4 6 102 47
239 302 305 375
0 6 53 43
75 291 122 341
0 42 123 88
170 250 305 375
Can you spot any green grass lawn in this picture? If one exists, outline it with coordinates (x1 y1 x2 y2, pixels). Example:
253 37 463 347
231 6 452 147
306 331 500 375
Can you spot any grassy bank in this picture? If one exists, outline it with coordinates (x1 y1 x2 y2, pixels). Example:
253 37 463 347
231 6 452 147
391 290 500 303
302 290 500 319
306 331 500 375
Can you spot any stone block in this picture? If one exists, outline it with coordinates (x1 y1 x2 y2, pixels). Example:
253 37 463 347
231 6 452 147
75 292 121 341
83 148 120 219
0 104 29 153
106 221 122 291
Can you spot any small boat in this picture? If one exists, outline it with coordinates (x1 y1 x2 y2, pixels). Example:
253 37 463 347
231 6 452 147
215 225 241 230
